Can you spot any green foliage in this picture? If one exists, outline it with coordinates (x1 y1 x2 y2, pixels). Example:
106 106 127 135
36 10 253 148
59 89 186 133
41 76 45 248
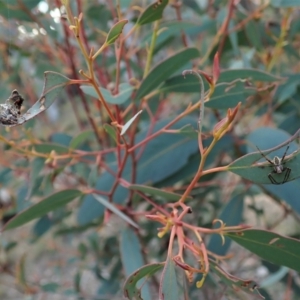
135 47 200 100
3 190 82 230
226 230 300 272
105 20 128 45
1 1 300 300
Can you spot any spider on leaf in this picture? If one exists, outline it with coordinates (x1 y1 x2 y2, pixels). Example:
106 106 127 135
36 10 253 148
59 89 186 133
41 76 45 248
256 144 291 185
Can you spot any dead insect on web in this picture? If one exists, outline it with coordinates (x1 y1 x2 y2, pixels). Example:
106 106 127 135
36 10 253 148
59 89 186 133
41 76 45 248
256 145 291 185
0 90 24 126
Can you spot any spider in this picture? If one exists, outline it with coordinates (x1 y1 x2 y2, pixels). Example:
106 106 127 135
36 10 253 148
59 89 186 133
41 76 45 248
0 90 24 126
256 145 291 185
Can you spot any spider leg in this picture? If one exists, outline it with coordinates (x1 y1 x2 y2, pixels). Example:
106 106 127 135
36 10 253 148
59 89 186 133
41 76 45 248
256 146 274 164
268 172 281 185
268 168 291 185
281 145 290 162
282 167 291 184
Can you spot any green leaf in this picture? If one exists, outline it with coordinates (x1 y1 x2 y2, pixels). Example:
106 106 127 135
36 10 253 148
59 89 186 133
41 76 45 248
3 190 82 231
271 0 300 7
41 282 60 293
160 68 281 95
135 47 200 100
137 0 169 26
228 20 239 56
74 271 81 293
105 19 128 45
121 110 143 135
26 157 45 199
218 69 283 83
16 72 70 125
159 73 209 94
210 260 264 298
206 81 257 109
0 0 39 21
226 229 300 272
123 263 164 299
228 149 300 184
70 130 94 149
120 227 152 300
142 21 197 50
120 227 144 275
50 132 72 146
245 20 263 51
103 124 117 142
207 194 244 256
81 83 133 104
32 216 53 239
275 74 300 103
159 256 180 300
92 194 138 228
31 143 70 155
228 128 300 184
3 0 40 9
129 184 192 201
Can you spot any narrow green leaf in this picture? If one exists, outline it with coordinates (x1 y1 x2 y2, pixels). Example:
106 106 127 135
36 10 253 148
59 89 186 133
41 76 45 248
137 0 169 26
120 227 144 276
226 229 300 272
218 69 283 83
206 81 257 109
177 124 198 139
17 254 28 287
26 157 45 199
32 215 53 239
120 227 152 300
81 83 133 104
207 194 244 256
159 256 179 300
50 132 72 146
123 263 164 299
18 72 70 125
31 143 70 155
70 130 94 149
228 20 239 56
228 128 300 184
275 74 300 103
92 194 138 228
41 282 60 293
228 149 300 184
160 68 281 95
121 110 143 135
74 271 81 293
129 184 192 201
159 74 209 94
80 86 97 98
210 260 264 298
105 19 128 45
135 47 200 100
271 0 300 7
141 21 197 50
103 124 117 142
3 190 82 231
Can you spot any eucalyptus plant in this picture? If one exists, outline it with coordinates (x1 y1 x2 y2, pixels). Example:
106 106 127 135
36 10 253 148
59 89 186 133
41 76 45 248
0 1 300 300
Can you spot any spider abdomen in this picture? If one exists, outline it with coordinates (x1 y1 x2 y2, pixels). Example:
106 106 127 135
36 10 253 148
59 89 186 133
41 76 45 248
274 165 284 173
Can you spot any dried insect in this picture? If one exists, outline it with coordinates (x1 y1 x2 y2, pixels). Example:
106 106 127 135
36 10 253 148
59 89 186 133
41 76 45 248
256 145 291 185
0 90 24 126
